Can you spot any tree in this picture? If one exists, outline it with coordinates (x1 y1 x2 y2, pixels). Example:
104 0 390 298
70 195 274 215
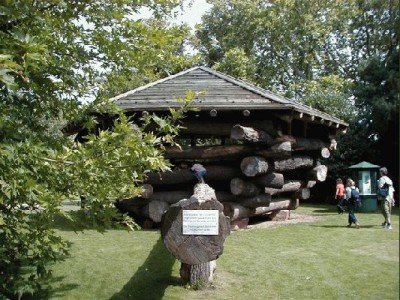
352 51 399 184
0 1 196 297
196 0 357 97
197 0 399 192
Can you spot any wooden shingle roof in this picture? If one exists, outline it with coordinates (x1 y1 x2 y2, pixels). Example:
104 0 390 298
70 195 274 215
111 66 348 127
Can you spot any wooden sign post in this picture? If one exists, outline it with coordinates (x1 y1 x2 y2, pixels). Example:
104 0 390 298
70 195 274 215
161 183 230 286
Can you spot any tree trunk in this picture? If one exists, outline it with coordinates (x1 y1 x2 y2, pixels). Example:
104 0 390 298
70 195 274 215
238 194 271 208
142 200 170 223
223 198 299 220
255 142 292 159
146 165 240 185
223 202 252 221
274 136 328 151
264 180 302 196
253 173 285 189
273 156 314 172
230 178 261 197
240 156 269 177
309 165 328 182
253 198 299 216
231 125 274 145
180 261 217 286
161 183 230 265
296 188 311 200
164 145 255 159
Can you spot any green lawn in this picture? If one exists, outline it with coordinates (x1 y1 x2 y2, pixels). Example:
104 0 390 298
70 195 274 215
49 204 399 300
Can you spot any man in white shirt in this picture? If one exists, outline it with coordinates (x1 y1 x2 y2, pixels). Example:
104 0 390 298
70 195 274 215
378 167 395 230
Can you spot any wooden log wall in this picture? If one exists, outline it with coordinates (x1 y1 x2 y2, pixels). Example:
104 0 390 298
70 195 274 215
115 120 333 229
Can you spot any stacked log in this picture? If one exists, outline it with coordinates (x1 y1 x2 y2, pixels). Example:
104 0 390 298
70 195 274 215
116 123 333 228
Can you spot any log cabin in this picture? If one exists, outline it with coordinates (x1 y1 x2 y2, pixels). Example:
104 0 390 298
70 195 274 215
109 66 349 227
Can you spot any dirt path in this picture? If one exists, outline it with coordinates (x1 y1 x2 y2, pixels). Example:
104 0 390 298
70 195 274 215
247 212 320 229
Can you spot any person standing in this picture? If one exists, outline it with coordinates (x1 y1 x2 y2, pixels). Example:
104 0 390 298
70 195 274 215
345 178 360 229
335 178 346 214
378 167 395 230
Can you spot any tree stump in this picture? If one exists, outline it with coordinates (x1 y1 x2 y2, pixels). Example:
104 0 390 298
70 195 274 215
161 183 230 286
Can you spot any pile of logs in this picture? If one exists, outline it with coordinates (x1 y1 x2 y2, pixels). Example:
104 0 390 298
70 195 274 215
115 124 332 229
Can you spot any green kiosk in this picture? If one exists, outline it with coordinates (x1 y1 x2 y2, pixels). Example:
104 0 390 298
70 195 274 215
348 161 380 212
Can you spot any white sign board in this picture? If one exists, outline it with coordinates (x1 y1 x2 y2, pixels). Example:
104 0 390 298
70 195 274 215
182 210 219 235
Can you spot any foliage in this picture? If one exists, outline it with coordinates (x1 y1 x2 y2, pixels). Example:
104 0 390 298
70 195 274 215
198 0 399 185
213 48 255 82
351 51 399 180
0 0 197 298
197 0 356 95
302 75 355 123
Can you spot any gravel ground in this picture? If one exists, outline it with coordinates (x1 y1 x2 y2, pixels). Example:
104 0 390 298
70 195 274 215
247 212 320 229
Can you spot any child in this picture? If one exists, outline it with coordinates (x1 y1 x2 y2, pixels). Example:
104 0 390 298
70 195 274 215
335 178 346 214
191 163 207 183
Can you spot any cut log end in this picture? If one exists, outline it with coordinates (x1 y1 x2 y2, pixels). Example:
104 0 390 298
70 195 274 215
240 156 269 177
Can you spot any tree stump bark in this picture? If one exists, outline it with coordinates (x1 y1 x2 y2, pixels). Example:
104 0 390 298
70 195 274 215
180 261 217 287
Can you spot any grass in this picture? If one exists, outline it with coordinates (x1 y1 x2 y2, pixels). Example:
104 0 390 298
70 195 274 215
49 204 399 300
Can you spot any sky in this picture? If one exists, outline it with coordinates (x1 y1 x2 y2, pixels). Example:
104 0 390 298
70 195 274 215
139 0 212 30
171 0 212 29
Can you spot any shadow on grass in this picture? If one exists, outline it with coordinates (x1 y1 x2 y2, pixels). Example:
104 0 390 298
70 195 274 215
110 237 180 300
52 210 128 232
23 277 79 300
